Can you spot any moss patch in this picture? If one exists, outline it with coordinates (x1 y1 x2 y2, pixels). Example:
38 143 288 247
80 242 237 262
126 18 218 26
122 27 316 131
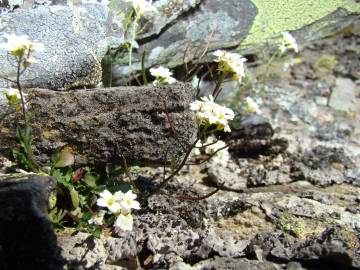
313 55 338 77
240 0 360 50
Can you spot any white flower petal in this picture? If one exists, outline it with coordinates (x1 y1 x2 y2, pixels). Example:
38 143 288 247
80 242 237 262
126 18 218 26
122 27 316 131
115 214 134 231
96 198 109 207
108 202 121 213
99 190 113 199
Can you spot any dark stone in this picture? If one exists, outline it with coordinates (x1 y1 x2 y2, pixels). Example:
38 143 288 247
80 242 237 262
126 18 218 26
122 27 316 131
291 145 356 186
0 83 197 167
230 114 274 140
230 138 288 158
302 145 353 169
0 174 62 270
293 226 360 269
247 226 360 269
178 256 279 270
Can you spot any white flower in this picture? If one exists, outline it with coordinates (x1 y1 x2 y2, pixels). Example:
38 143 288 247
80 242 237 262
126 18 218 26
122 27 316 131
213 50 247 83
244 97 261 114
4 87 21 101
0 34 31 55
191 75 200 89
96 190 122 213
88 210 106 226
203 137 230 166
190 95 234 132
150 66 176 86
124 0 156 15
0 34 44 57
115 213 134 231
119 190 141 212
279 32 298 53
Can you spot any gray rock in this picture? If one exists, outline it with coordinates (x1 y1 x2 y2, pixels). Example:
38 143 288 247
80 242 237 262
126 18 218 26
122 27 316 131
112 0 257 80
0 83 197 166
171 257 279 270
329 78 358 112
247 227 360 269
105 234 138 269
207 159 247 191
230 138 288 158
122 0 202 40
0 174 61 270
314 96 328 106
111 0 360 79
293 226 360 268
296 145 355 186
59 232 107 268
245 154 292 187
230 114 274 140
202 228 248 257
0 4 123 90
58 230 137 269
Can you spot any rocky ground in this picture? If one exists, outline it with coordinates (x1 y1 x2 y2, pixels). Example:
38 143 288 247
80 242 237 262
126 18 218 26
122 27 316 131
55 23 360 269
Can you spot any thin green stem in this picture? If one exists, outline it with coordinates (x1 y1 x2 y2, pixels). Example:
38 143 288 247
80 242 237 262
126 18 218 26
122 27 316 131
264 50 280 77
16 56 28 126
212 71 225 101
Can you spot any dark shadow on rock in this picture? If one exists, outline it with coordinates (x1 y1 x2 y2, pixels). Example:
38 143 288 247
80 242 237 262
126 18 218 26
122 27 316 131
0 175 64 270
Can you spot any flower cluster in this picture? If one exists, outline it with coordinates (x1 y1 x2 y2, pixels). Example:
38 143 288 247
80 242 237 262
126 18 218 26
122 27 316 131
0 34 44 66
243 96 261 114
213 50 247 83
124 0 156 15
279 32 298 54
189 95 235 132
150 66 176 86
96 189 140 231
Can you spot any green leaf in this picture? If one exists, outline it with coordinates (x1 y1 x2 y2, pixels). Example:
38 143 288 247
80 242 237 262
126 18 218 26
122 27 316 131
70 188 80 209
92 185 107 193
92 227 102 238
52 151 75 168
170 156 177 173
84 172 98 188
52 169 69 187
82 211 92 222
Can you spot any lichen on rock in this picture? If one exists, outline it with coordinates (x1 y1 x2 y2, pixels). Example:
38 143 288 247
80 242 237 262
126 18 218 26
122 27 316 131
0 4 123 90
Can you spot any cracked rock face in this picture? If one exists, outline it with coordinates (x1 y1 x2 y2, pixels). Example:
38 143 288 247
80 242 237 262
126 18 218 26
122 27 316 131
0 4 123 90
111 0 257 82
110 0 360 81
0 83 197 166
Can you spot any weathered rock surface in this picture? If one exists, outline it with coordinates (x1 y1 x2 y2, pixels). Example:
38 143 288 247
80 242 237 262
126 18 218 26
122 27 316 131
54 22 360 270
58 178 360 269
0 4 123 90
111 0 360 81
0 174 62 270
329 78 359 112
247 226 360 269
170 257 279 270
0 83 197 166
58 231 135 270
